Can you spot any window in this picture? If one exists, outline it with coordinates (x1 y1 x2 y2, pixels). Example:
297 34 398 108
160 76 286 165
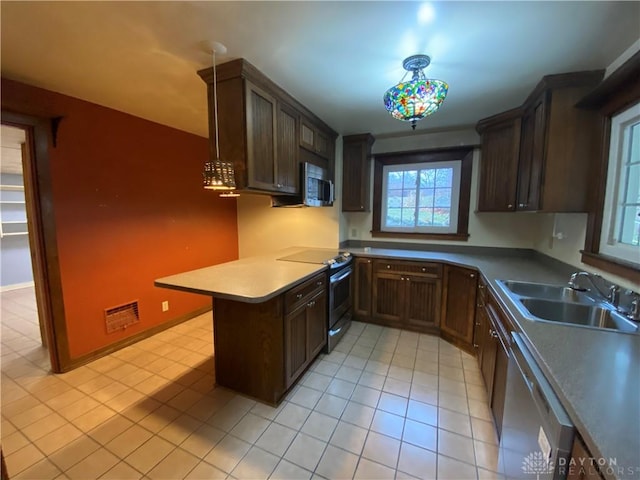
372 148 473 241
579 50 640 283
381 161 461 234
600 102 640 262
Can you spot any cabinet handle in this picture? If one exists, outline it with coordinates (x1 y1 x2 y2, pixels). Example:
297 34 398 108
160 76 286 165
489 329 498 338
479 284 485 290
276 183 283 189
473 344 479 348
367 260 371 264
507 204 513 209
406 277 410 282
307 300 316 307
470 273 475 278
316 281 323 286
475 322 481 326
296 293 303 299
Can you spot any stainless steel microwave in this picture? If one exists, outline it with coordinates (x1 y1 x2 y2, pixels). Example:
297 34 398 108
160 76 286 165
302 162 334 207
271 162 334 207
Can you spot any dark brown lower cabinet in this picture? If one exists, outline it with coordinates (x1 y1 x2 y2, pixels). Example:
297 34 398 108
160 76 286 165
473 278 511 439
213 272 326 405
371 260 441 333
285 289 326 389
566 435 605 480
441 265 478 353
353 257 373 319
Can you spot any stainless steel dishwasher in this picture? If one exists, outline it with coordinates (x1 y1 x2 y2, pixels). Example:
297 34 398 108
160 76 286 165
499 333 575 479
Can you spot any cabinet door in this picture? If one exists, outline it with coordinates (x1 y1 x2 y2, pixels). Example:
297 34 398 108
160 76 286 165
342 134 374 212
307 290 327 360
404 276 441 329
477 119 521 212
440 266 478 346
315 130 331 159
354 257 373 319
245 82 277 191
517 92 548 211
372 272 404 327
284 304 309 389
300 118 315 152
276 102 299 194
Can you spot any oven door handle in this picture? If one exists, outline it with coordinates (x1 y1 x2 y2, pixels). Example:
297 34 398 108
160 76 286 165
330 267 352 284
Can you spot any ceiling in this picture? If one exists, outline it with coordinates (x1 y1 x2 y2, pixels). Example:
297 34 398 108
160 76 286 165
1 1 639 138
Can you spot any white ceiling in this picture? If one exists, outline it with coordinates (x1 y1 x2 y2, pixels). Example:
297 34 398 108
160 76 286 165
1 1 639 138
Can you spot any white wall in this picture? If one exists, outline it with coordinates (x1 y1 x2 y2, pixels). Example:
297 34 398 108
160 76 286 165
236 137 343 258
343 128 543 249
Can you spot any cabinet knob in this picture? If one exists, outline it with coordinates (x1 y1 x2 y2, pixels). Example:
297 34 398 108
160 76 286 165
470 273 475 278
473 344 479 348
316 281 322 286
367 260 371 264
507 204 513 209
276 183 283 188
307 300 316 307
479 285 485 290
386 265 391 269
489 329 498 338
360 205 364 209
421 267 426 272
296 293 303 299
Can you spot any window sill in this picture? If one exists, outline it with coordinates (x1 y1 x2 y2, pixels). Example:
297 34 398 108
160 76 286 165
580 251 640 284
371 230 470 242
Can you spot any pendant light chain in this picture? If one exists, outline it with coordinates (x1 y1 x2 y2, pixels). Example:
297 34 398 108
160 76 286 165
213 49 220 161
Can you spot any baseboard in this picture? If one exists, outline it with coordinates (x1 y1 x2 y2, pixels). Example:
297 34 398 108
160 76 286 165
60 305 212 372
0 281 35 292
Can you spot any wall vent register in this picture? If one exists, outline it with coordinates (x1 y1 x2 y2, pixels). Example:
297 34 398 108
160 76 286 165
105 300 140 333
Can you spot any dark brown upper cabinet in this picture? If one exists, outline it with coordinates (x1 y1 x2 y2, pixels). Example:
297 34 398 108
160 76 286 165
476 109 521 211
198 59 337 195
342 133 375 212
476 70 604 213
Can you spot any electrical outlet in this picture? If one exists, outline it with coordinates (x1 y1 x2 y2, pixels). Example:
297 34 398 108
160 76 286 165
162 301 169 312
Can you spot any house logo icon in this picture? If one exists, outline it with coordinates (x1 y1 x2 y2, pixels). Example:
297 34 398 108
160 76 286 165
522 451 554 479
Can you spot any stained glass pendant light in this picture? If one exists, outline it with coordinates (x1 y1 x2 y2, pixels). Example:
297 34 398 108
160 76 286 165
384 54 448 130
203 45 238 195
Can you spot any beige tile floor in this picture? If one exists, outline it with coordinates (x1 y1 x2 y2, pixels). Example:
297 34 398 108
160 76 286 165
1 286 503 479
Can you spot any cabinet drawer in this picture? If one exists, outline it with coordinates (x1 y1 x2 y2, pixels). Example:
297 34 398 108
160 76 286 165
373 260 442 278
285 273 326 314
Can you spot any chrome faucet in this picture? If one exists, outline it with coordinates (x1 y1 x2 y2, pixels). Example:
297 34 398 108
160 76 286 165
627 291 640 322
568 272 612 300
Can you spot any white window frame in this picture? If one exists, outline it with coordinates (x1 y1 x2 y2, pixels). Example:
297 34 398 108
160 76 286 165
600 101 640 262
381 160 462 234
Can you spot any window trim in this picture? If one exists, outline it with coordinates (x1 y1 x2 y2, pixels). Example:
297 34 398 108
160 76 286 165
372 147 473 241
578 50 640 284
599 103 640 260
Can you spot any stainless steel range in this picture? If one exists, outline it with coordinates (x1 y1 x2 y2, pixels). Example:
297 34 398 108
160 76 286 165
278 249 353 352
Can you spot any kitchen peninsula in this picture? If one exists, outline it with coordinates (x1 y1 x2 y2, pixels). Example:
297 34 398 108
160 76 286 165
156 246 639 480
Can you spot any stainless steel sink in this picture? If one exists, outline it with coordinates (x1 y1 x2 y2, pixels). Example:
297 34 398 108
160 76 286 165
496 279 639 334
519 298 639 333
500 280 596 304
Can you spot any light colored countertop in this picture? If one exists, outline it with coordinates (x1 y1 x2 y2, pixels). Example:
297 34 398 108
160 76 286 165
156 245 639 479
154 247 327 303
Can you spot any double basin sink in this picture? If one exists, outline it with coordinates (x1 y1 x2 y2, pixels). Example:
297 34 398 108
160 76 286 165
497 280 638 334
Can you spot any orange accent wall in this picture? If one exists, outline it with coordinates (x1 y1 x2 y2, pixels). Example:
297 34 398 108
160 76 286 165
1 79 239 358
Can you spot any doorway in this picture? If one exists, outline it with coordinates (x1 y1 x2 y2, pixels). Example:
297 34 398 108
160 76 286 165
0 125 48 348
0 116 62 372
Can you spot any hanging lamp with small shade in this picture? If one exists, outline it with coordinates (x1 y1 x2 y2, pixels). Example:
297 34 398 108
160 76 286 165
383 54 448 130
203 43 239 196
